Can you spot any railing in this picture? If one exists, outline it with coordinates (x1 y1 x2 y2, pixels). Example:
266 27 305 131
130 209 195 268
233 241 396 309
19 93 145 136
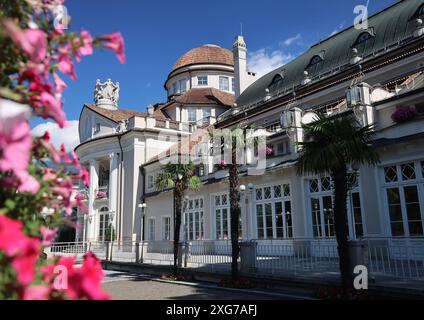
47 237 424 284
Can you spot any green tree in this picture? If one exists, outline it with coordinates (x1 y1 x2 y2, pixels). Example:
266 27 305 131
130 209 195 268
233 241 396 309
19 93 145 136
156 160 201 276
212 126 257 281
296 114 379 289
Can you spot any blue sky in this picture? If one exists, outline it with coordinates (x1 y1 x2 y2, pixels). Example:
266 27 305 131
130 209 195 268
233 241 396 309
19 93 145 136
31 0 398 149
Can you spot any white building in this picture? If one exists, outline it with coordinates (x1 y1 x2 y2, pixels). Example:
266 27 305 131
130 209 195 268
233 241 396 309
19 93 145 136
75 42 255 243
76 0 424 256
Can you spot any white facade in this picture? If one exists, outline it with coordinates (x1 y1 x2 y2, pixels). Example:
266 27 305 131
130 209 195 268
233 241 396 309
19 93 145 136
76 1 424 252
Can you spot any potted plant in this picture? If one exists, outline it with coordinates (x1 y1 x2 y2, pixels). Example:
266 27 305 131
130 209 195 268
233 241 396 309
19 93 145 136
391 106 418 124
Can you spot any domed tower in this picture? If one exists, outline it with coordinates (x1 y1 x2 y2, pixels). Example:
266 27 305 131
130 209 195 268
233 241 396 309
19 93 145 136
156 44 236 126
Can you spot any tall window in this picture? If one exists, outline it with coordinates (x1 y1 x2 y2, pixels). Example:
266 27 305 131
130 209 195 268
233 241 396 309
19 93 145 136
231 78 235 92
214 193 242 240
383 161 424 237
148 218 155 241
162 217 171 240
308 175 364 239
147 174 154 189
255 184 292 239
183 198 204 240
179 79 187 93
98 207 110 242
203 108 211 120
197 76 208 86
219 76 229 91
187 109 197 123
215 194 229 240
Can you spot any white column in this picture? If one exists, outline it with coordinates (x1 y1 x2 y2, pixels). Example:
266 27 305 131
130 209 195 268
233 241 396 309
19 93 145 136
247 189 255 240
108 153 119 233
87 159 99 242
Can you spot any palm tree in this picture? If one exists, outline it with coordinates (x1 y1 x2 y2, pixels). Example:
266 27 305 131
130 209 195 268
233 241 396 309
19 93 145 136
156 161 201 276
296 114 379 289
213 126 255 281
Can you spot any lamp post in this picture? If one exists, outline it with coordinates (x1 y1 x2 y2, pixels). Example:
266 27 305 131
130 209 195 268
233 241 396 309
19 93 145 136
138 203 147 263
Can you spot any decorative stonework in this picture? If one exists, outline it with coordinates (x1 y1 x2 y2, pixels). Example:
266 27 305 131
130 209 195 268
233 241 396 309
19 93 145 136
94 79 120 109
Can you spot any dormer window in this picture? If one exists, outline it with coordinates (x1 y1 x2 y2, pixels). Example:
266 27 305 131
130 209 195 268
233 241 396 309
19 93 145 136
308 55 323 67
270 73 284 87
94 123 100 133
353 31 374 46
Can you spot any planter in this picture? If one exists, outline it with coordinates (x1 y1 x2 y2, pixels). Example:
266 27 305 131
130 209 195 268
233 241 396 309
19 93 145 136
391 107 418 124
214 169 229 180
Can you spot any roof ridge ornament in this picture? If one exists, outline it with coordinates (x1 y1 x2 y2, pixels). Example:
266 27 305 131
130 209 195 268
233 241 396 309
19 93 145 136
94 79 120 110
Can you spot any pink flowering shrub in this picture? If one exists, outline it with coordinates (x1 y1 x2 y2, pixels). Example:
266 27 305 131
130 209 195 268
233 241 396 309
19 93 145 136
254 146 274 157
96 191 107 199
391 106 418 123
215 160 228 170
0 0 125 299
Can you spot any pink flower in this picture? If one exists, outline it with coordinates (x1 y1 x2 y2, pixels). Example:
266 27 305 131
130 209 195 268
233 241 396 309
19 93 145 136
40 91 66 128
41 253 110 300
22 286 51 300
16 171 41 194
0 99 40 193
76 30 93 60
3 20 48 63
0 215 28 256
57 48 77 80
12 238 41 285
53 72 67 94
100 32 126 64
0 215 41 285
40 226 58 246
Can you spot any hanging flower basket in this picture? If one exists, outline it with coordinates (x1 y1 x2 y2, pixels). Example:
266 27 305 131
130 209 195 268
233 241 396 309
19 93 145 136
391 107 418 124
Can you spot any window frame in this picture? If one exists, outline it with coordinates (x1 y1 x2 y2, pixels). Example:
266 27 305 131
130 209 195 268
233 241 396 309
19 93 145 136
147 218 156 241
219 76 230 91
197 75 208 86
183 197 204 241
187 108 197 123
307 175 365 239
381 160 424 237
162 216 171 241
254 183 292 240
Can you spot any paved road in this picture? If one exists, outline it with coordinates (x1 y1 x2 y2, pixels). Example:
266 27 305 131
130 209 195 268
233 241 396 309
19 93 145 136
101 271 313 300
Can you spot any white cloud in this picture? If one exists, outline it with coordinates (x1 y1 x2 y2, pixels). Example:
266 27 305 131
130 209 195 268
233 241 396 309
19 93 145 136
281 34 301 46
248 49 294 78
31 120 80 151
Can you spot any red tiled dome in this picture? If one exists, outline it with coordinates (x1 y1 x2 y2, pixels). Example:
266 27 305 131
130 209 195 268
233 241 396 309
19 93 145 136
173 45 233 71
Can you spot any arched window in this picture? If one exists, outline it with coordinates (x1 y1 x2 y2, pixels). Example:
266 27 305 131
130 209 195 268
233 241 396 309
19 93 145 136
269 73 284 87
353 31 373 46
307 55 323 68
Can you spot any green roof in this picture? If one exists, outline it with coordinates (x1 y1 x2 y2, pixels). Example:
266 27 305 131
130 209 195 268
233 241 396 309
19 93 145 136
236 0 424 110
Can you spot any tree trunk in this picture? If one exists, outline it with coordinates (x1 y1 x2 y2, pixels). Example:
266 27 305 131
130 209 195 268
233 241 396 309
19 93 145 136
229 138 240 280
173 182 183 276
332 164 351 290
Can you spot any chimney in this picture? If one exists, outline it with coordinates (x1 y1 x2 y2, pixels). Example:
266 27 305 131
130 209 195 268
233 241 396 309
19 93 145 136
233 35 252 99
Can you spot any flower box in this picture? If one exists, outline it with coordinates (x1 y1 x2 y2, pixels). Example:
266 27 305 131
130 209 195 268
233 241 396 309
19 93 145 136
391 106 418 124
96 191 107 198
